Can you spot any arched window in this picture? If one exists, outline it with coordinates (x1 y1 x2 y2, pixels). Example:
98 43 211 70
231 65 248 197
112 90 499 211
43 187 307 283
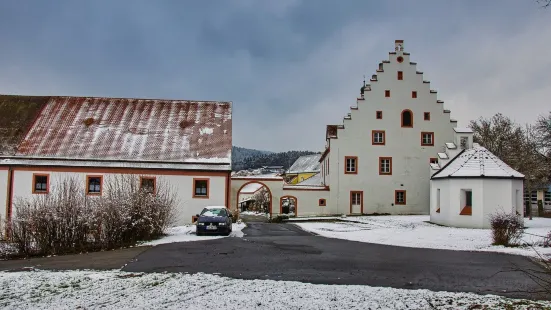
401 110 413 128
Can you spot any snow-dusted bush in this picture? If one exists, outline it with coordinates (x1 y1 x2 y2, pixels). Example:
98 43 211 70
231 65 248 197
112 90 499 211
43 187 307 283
489 211 524 247
7 175 176 257
94 175 176 248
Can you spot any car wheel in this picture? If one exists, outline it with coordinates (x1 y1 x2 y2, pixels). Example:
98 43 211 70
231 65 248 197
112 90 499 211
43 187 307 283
196 231 202 236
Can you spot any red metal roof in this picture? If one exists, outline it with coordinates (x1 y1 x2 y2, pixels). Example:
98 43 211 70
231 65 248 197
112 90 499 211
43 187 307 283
15 96 232 164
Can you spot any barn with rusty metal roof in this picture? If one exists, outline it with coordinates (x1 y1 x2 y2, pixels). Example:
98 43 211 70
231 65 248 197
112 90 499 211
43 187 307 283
0 94 233 228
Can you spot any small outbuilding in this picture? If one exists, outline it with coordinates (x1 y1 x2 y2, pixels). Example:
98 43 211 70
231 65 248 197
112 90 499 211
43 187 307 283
430 143 524 229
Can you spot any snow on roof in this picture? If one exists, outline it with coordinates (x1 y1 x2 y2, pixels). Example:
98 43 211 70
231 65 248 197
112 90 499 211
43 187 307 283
432 145 524 179
453 127 473 133
437 152 448 159
430 163 440 170
295 173 323 186
445 142 456 149
0 157 228 171
239 182 264 194
231 173 283 180
12 96 232 166
287 154 321 173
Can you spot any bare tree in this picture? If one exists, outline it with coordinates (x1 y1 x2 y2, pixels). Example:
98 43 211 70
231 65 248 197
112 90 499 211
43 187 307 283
538 0 551 8
252 187 270 213
535 112 551 156
470 114 551 218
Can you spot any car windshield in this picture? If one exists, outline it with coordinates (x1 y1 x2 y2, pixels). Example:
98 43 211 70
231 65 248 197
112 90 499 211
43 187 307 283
200 208 226 217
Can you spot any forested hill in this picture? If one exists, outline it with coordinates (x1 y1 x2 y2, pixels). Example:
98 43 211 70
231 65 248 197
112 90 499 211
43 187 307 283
232 146 318 171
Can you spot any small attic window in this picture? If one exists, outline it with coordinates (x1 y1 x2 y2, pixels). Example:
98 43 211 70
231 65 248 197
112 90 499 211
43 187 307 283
397 56 404 63
83 117 94 126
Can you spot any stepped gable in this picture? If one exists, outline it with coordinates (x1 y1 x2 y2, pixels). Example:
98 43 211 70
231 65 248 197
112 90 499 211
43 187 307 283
325 40 453 139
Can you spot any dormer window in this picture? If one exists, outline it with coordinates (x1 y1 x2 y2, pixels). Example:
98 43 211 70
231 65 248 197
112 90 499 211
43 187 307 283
401 110 413 128
460 136 468 149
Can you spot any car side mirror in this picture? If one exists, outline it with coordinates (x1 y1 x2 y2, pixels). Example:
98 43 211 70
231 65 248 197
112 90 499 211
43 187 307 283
195 214 200 217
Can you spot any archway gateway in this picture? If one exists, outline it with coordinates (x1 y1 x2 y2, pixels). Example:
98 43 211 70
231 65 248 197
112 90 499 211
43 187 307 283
280 195 298 217
235 180 273 217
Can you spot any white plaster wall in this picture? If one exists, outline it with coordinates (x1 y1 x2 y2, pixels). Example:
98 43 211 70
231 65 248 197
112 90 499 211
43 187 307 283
10 170 227 226
0 169 7 229
431 178 523 229
329 50 456 215
281 190 331 216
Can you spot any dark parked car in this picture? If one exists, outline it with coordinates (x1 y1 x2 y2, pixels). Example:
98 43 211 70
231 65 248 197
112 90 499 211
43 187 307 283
196 206 233 236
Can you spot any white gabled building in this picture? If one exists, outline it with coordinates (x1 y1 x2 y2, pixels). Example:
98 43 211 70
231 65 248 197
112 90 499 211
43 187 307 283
430 142 525 229
318 40 457 215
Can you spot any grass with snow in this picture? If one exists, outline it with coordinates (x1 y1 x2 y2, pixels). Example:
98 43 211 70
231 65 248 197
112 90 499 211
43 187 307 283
0 270 549 309
296 216 551 257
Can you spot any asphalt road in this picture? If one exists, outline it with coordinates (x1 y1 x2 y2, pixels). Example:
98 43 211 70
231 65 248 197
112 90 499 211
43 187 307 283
123 223 551 300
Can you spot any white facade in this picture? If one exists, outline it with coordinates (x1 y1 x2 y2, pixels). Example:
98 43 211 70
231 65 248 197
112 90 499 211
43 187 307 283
430 144 524 229
321 40 456 215
4 168 228 227
231 177 331 217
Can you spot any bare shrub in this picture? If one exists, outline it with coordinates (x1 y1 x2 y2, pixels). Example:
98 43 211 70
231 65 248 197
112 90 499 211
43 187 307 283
7 175 177 257
489 211 524 246
95 175 177 248
10 178 93 256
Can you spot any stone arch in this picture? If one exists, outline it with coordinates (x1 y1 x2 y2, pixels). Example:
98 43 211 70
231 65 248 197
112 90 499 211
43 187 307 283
280 195 298 216
235 181 273 216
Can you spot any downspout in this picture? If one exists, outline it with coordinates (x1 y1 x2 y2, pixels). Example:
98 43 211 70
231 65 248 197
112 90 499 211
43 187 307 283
5 167 14 238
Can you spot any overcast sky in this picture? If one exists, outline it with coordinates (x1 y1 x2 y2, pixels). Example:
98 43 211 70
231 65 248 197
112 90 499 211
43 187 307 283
0 1 549 152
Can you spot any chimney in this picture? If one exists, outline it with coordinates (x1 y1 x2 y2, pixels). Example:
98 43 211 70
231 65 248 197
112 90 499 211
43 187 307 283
395 40 404 52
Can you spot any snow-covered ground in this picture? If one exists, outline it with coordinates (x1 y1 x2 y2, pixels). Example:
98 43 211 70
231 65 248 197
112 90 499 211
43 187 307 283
140 223 246 246
296 216 551 257
240 211 269 217
0 270 549 310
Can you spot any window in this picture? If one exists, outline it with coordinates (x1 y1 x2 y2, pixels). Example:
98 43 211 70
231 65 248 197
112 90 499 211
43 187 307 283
460 136 468 149
429 158 438 164
376 111 383 119
424 112 430 121
397 71 403 80
33 174 49 194
412 91 417 98
86 176 103 195
385 90 390 97
421 132 434 146
193 178 210 198
344 156 358 174
140 176 156 194
395 190 406 205
319 199 326 206
379 157 392 175
372 130 385 145
460 189 472 215
401 110 413 127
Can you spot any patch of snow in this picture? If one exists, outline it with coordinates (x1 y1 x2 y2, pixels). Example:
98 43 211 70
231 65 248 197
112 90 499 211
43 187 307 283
445 142 456 149
140 223 246 246
0 270 548 309
240 211 269 217
199 127 214 135
296 216 551 258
